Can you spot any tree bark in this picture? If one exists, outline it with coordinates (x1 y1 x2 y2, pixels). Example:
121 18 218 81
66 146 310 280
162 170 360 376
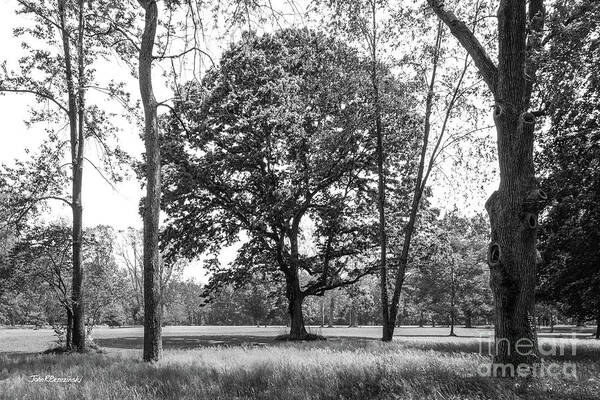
328 294 335 328
58 0 86 352
450 262 456 336
320 297 325 328
369 0 392 344
286 274 308 339
65 307 73 350
427 0 545 373
139 0 162 362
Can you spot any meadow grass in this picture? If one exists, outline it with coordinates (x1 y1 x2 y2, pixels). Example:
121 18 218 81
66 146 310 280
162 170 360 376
1 336 599 400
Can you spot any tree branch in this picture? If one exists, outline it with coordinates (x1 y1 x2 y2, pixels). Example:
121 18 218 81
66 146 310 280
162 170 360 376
426 0 498 95
0 87 69 114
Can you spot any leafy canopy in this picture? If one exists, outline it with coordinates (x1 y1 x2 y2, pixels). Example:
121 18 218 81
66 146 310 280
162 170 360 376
161 28 418 297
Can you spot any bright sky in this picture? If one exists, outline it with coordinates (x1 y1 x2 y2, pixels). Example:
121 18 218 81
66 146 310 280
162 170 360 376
0 0 499 283
0 1 145 230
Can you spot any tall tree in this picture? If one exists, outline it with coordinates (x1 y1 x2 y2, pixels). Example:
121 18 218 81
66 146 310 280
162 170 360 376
0 0 133 352
161 29 418 339
323 0 392 342
426 0 547 370
8 223 74 346
136 0 163 362
537 0 600 339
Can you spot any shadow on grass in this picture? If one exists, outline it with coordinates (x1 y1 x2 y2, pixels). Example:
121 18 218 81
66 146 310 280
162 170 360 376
95 335 279 350
92 333 600 362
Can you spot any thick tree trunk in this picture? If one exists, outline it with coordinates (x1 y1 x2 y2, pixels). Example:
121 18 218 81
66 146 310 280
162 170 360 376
382 315 394 341
486 113 539 370
450 310 456 336
427 0 545 375
286 275 307 339
139 0 162 362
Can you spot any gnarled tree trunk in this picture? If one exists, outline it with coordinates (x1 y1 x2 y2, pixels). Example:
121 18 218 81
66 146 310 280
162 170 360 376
427 0 545 373
286 273 308 339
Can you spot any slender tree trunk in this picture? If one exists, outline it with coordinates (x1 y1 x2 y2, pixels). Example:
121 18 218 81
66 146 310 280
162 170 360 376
348 303 357 327
382 24 444 342
369 1 392 344
58 0 86 352
65 307 73 350
320 297 325 328
450 263 456 336
419 310 424 327
328 294 335 328
138 0 162 362
595 312 600 339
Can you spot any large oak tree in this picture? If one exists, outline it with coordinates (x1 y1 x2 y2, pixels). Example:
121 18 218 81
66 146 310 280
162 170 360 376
426 0 547 370
160 29 418 339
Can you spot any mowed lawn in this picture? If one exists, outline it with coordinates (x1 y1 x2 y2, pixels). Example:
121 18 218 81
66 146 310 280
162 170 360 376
1 326 599 400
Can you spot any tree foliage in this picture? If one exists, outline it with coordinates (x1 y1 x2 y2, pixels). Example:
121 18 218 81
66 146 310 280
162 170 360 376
537 0 600 333
160 28 420 337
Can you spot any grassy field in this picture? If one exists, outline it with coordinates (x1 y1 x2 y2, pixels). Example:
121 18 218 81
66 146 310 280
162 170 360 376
1 326 599 399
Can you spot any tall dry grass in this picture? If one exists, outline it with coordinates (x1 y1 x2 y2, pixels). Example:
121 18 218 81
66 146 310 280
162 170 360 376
1 338 599 400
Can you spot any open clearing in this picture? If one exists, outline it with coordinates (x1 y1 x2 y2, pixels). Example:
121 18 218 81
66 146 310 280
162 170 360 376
1 326 599 399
